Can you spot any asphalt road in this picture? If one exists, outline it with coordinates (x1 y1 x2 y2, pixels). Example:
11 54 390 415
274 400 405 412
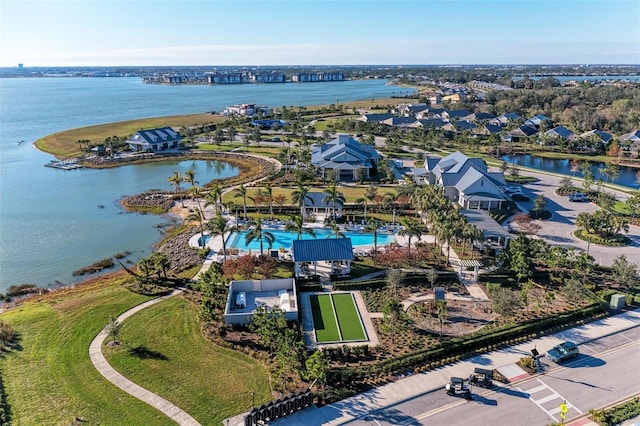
347 326 640 426
507 171 640 267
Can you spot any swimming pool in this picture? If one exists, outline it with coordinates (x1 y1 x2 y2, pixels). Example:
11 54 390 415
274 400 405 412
225 228 396 251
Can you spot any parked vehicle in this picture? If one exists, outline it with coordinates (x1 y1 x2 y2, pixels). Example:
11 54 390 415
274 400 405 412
568 193 588 202
546 341 579 363
469 368 494 388
510 192 530 202
445 377 471 397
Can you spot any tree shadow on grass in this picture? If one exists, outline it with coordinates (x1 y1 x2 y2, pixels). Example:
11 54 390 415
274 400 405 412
127 345 169 361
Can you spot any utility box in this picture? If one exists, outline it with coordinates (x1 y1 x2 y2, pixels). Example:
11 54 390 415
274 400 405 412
610 294 626 309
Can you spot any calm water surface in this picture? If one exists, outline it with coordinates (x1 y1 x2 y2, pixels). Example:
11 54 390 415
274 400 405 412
0 77 402 291
225 229 396 251
501 154 640 189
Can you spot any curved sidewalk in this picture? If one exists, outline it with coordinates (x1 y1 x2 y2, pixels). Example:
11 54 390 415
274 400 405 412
89 289 201 426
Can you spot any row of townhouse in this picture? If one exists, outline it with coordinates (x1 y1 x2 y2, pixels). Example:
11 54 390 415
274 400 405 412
362 105 638 154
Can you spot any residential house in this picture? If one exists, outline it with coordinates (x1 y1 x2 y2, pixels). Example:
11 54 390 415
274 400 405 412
489 112 521 127
311 134 380 181
506 124 539 142
576 129 613 153
441 109 472 121
620 130 640 156
423 151 506 210
453 120 477 132
579 129 613 145
428 94 443 105
126 127 182 152
382 116 418 130
442 93 467 104
223 103 271 116
473 124 503 138
619 130 640 144
250 119 286 130
412 117 447 130
524 114 552 130
462 112 496 122
395 103 429 117
358 113 394 123
544 125 576 142
415 107 445 120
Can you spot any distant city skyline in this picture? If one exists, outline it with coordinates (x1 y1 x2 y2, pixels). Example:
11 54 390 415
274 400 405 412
1 0 638 67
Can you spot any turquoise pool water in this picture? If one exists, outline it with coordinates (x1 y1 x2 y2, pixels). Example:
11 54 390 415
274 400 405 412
223 228 396 251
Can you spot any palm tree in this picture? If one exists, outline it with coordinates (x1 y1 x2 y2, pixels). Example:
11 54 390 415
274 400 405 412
327 221 345 239
150 251 170 279
183 169 197 188
322 182 345 220
167 171 184 207
383 192 400 224
137 257 154 281
207 213 237 263
234 184 252 220
285 215 316 240
245 218 275 255
204 184 222 218
398 217 423 255
364 218 379 252
434 220 456 265
187 187 206 248
291 183 312 219
355 185 378 222
263 184 275 220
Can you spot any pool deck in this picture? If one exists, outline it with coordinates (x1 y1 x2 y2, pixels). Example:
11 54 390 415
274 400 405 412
188 212 430 281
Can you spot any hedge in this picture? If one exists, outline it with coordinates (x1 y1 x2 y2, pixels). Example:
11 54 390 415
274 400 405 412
328 303 608 386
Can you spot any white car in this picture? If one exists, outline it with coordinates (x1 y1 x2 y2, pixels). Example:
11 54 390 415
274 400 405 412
504 186 521 194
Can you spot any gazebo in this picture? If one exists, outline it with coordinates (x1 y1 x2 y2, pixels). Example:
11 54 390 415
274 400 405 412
291 238 354 278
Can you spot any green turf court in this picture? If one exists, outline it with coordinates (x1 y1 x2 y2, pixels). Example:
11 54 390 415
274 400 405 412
309 293 367 343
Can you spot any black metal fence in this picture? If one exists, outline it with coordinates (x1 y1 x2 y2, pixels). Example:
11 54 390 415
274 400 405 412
245 390 313 425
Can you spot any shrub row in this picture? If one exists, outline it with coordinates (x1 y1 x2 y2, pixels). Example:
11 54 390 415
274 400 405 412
333 272 459 291
329 303 608 386
590 397 640 426
0 370 10 425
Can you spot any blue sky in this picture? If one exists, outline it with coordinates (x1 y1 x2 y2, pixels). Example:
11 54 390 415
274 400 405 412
1 0 638 66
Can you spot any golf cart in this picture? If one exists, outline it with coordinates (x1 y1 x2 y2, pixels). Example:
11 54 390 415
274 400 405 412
469 368 493 388
445 377 471 397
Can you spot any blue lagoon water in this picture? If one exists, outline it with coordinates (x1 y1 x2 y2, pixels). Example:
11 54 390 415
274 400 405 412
0 77 402 291
225 229 396 251
500 154 640 189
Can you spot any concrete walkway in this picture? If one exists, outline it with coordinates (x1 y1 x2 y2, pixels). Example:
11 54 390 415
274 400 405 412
265 308 640 426
89 289 201 426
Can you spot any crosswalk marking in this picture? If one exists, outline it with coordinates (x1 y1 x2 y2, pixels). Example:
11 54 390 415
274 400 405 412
518 379 583 422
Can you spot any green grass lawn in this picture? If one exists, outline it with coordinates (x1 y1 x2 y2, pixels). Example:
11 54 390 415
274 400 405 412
103 296 271 424
331 293 367 341
309 294 340 342
0 275 173 425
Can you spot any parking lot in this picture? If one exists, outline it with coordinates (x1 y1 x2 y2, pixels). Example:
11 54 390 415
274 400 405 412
506 171 639 267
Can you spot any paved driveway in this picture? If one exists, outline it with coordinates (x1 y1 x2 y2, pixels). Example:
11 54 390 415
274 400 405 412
513 171 639 267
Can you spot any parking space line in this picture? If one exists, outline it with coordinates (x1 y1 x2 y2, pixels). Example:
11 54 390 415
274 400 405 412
580 344 597 353
619 333 634 343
